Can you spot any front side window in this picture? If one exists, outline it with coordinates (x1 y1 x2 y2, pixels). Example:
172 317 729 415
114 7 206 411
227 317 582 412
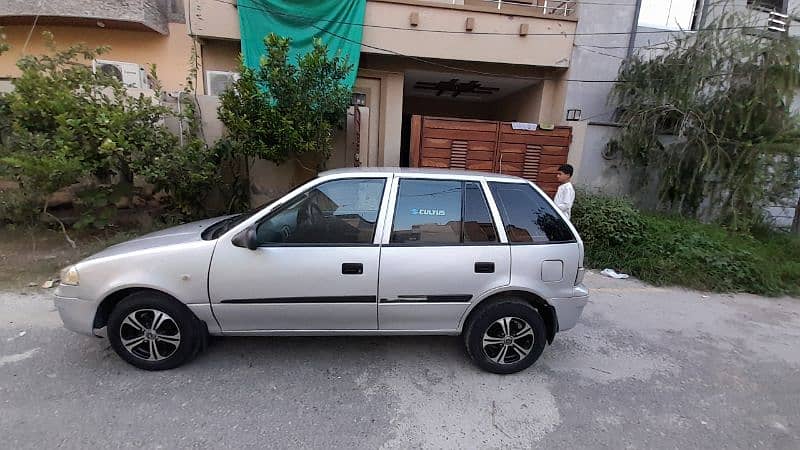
390 179 498 244
489 182 574 244
256 178 385 245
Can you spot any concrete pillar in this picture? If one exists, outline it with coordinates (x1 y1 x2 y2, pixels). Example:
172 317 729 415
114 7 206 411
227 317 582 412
565 120 588 179
537 78 567 124
379 71 404 166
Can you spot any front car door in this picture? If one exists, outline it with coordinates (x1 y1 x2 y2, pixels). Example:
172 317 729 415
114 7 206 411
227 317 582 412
208 175 391 332
377 176 511 331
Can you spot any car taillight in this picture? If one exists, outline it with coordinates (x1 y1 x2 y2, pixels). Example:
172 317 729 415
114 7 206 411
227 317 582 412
575 267 585 285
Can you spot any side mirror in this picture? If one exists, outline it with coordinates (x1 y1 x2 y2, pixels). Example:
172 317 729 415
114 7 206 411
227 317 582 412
232 226 259 250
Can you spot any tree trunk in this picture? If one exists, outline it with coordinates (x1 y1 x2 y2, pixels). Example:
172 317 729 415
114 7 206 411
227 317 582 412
792 194 800 235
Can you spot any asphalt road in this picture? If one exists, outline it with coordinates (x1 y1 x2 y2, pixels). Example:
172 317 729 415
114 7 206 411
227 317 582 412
1 272 799 449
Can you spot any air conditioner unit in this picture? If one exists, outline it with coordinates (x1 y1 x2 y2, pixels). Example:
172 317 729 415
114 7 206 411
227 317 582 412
206 71 240 96
92 59 149 89
768 11 789 33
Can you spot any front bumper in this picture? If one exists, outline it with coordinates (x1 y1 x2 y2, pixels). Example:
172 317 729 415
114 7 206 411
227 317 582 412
550 284 589 331
54 295 99 336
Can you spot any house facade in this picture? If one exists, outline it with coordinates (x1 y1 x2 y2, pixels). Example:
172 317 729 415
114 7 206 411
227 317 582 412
1 0 581 203
0 0 194 91
190 0 580 174
1 0 796 222
192 0 585 202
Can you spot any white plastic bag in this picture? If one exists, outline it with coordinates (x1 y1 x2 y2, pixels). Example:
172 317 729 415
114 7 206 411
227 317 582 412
600 268 629 279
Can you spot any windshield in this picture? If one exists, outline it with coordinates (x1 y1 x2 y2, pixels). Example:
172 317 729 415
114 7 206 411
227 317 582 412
201 197 280 240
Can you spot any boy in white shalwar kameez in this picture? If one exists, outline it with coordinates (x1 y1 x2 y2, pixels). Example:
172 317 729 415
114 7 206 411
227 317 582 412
554 164 575 220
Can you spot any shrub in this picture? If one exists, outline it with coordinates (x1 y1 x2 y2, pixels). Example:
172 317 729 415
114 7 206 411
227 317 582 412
571 191 645 248
0 188 39 225
572 193 799 297
0 34 222 226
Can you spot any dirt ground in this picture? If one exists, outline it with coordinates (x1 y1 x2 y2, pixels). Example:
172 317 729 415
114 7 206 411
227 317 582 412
0 227 140 290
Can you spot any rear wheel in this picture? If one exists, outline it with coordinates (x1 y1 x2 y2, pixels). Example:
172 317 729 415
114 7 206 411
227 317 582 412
108 291 204 370
464 298 547 374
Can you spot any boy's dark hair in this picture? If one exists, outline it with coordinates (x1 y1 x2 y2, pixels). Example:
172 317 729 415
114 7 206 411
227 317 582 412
558 164 574 177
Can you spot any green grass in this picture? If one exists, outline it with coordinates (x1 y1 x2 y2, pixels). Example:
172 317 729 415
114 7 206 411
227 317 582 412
572 194 800 297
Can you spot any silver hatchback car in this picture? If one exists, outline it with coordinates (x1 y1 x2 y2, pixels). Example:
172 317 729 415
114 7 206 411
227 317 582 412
55 168 588 374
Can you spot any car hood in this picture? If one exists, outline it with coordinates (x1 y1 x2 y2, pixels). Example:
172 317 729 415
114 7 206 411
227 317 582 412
82 216 232 262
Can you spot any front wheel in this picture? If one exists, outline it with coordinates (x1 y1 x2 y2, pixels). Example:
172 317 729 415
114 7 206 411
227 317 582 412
464 299 547 374
107 291 204 370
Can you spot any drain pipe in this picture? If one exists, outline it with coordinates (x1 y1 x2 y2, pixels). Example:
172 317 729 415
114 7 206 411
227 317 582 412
175 91 184 147
625 0 644 61
698 0 710 28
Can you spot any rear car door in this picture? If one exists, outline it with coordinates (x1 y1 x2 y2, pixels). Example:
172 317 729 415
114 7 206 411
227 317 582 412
377 177 511 331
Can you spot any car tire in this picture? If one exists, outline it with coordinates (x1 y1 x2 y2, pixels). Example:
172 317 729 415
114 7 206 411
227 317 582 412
108 291 204 371
464 298 547 374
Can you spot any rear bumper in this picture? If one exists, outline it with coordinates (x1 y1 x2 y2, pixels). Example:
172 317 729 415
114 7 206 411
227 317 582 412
54 295 99 336
550 285 589 331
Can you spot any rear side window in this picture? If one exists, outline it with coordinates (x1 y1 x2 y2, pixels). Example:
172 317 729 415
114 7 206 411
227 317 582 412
489 182 574 244
391 179 498 244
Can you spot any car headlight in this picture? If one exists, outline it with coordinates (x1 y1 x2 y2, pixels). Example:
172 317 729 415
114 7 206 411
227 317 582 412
60 266 80 286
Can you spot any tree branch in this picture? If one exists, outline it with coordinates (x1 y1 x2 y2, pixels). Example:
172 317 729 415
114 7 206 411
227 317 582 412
45 212 76 249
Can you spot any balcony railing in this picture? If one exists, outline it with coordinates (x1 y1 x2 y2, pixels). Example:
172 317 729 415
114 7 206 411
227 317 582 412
475 0 576 17
0 0 176 34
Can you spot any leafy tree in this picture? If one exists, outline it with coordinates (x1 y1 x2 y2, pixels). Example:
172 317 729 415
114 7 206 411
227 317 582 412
137 63 226 219
612 11 800 230
217 33 352 178
0 33 221 227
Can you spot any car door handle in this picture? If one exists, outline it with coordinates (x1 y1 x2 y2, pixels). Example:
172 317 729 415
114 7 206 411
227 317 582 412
342 263 363 275
474 262 495 273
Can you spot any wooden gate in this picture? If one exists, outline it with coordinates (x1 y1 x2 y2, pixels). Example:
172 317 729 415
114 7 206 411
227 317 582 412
409 116 571 196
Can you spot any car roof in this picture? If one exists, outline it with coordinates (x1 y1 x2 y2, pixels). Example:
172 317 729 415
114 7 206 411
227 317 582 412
319 167 527 182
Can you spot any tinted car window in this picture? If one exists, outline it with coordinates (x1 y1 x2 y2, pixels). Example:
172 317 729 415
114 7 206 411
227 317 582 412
463 182 498 243
391 180 462 244
489 182 574 243
256 178 385 245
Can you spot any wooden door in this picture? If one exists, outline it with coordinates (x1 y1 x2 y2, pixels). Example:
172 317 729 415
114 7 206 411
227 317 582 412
410 117 498 172
409 116 571 197
496 123 571 196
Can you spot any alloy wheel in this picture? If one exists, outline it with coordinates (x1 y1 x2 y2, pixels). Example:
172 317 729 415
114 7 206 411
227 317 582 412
119 309 181 361
481 316 535 365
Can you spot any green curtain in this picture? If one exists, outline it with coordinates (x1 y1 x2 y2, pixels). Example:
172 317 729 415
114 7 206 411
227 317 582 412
237 0 367 89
